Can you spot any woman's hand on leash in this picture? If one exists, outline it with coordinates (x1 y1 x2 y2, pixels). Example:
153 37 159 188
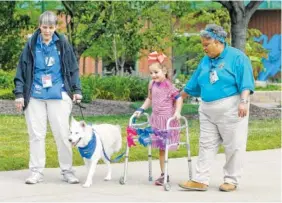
73 94 83 103
15 98 24 112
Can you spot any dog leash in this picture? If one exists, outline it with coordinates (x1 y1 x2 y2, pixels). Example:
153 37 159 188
86 129 126 163
75 102 86 120
102 145 126 163
101 118 141 163
91 128 126 163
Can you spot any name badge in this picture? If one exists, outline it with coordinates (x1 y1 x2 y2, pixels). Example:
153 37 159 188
42 74 52 88
210 70 219 84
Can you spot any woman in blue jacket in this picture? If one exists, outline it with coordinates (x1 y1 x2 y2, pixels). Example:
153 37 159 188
13 11 82 184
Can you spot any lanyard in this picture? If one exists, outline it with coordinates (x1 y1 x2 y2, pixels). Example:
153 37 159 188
209 60 216 72
41 42 54 74
209 61 219 84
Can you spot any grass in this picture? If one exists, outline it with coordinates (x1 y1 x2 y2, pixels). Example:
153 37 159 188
0 114 280 171
255 84 282 91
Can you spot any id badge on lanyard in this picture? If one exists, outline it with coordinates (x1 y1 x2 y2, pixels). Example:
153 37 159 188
42 74 52 88
209 63 219 84
42 48 55 88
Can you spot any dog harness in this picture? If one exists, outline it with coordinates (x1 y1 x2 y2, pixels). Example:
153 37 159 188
78 131 96 159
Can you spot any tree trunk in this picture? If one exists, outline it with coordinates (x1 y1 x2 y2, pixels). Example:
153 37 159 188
216 0 263 52
119 55 125 76
61 1 80 61
95 57 99 74
113 37 119 75
82 57 86 75
62 1 74 43
230 17 248 52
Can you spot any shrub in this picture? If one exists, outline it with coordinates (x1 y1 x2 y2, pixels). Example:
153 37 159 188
80 75 149 103
245 29 268 79
0 70 15 100
0 70 15 89
174 74 190 91
0 89 15 100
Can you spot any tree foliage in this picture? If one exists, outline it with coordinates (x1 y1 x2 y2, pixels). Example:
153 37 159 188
86 1 143 75
62 1 144 75
174 7 267 80
245 29 268 79
0 2 30 70
216 0 263 51
0 1 63 71
1 0 266 80
61 1 182 75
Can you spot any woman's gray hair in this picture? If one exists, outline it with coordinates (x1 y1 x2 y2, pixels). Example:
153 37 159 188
39 11 57 26
200 24 227 43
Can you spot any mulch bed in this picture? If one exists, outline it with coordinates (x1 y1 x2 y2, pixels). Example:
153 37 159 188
0 100 280 120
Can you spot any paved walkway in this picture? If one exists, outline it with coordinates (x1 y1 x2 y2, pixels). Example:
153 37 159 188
0 149 281 202
251 102 281 109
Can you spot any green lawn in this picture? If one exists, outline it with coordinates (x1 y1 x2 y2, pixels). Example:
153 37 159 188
0 114 280 171
255 84 281 91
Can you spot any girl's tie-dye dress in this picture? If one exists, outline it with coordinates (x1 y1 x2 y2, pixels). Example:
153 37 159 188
150 79 180 150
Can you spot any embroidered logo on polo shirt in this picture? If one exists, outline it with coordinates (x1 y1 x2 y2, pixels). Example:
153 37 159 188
218 62 225 69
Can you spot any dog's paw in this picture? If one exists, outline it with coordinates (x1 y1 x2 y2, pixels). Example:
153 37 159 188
82 182 92 188
104 176 111 181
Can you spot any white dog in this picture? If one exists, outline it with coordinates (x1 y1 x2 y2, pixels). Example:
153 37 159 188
69 117 122 187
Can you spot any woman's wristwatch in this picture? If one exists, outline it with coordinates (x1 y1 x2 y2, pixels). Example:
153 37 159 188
240 98 249 104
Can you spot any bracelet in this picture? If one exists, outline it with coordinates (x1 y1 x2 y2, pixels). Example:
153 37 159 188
240 98 249 104
136 107 145 113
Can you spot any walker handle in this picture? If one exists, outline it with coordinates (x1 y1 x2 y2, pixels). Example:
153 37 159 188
166 116 188 131
129 112 150 127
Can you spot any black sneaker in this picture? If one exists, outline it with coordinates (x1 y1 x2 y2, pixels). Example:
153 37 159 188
155 173 169 186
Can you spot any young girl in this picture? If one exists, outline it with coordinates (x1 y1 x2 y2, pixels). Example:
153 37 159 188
133 51 183 186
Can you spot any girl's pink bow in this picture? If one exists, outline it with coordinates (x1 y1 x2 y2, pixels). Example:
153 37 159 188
148 51 167 65
126 126 137 147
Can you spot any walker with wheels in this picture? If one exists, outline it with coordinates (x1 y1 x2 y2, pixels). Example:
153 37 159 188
119 112 193 191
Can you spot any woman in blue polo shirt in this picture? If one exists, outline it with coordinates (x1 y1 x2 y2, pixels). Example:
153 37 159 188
178 24 255 192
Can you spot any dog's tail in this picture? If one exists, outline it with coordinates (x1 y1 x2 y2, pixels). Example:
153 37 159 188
113 125 122 152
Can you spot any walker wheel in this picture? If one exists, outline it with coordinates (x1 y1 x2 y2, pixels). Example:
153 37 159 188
119 176 125 185
164 183 171 191
148 176 153 181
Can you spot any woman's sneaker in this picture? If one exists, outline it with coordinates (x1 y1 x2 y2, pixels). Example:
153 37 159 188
155 173 169 186
62 171 79 184
25 172 43 184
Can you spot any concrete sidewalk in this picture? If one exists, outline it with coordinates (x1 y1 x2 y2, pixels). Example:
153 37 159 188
0 149 281 202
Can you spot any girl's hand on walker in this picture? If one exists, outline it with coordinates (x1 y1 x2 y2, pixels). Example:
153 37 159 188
172 112 181 120
133 111 142 118
133 107 144 118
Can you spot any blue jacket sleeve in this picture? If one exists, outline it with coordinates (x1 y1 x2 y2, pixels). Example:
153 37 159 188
233 55 255 95
13 42 29 98
66 42 82 95
183 65 201 97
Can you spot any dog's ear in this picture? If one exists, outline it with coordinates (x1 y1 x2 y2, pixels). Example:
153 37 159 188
79 121 86 128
